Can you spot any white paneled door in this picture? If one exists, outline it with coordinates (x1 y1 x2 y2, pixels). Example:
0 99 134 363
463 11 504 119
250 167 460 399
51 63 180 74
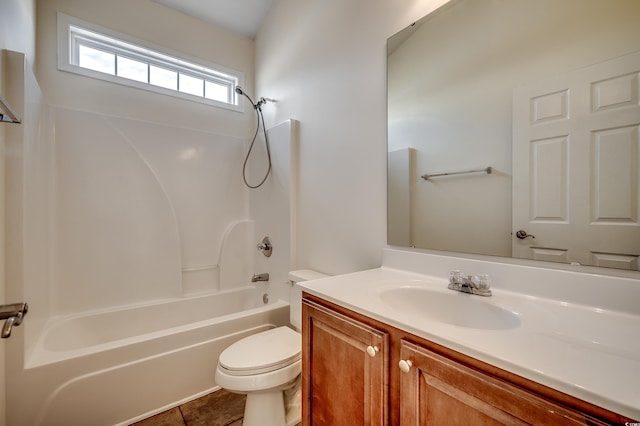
513 51 640 269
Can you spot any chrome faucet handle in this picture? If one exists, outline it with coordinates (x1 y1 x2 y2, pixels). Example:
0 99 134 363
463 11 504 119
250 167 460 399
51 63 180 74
449 270 465 284
472 274 491 290
448 270 466 291
0 302 28 339
471 274 492 296
257 236 272 257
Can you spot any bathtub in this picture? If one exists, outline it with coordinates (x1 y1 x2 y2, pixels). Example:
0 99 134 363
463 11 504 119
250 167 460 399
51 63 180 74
16 286 291 426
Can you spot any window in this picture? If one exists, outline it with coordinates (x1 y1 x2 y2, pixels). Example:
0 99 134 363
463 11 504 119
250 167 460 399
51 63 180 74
57 13 244 112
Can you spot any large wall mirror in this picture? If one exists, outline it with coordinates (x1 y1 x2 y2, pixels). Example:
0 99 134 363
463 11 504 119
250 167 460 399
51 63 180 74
388 0 640 271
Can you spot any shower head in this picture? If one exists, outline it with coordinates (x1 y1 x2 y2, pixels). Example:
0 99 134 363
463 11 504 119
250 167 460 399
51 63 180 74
235 86 260 111
235 85 256 108
235 86 274 111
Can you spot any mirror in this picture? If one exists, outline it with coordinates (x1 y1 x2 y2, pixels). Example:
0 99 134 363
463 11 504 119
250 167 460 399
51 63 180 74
388 0 640 271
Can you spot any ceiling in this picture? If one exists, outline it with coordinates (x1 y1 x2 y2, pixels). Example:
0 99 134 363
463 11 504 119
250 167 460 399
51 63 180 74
153 0 274 39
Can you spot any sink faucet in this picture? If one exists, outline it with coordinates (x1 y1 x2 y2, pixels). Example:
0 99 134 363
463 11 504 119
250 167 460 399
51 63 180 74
448 271 492 297
251 273 270 282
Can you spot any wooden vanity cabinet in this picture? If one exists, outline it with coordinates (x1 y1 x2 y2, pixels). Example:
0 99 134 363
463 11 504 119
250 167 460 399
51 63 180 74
302 298 389 425
302 293 634 426
399 340 608 425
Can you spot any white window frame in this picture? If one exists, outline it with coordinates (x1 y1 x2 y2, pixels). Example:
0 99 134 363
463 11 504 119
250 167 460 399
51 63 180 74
57 12 244 112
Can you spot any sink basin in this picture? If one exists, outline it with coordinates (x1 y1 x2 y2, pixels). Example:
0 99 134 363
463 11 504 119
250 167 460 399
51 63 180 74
379 285 521 330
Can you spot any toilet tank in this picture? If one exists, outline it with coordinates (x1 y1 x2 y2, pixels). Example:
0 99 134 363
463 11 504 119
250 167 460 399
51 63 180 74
288 270 329 330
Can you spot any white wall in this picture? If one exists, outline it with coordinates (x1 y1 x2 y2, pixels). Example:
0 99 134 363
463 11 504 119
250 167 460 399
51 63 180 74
255 0 450 275
0 1 36 424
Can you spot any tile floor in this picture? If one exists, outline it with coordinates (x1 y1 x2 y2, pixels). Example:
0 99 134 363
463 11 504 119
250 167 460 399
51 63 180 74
131 389 246 426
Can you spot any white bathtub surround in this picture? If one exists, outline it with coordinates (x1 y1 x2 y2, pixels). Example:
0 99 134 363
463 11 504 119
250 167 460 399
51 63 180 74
28 288 270 367
47 111 299 315
53 107 249 310
16 292 289 426
219 220 257 292
297 247 640 420
5 51 301 424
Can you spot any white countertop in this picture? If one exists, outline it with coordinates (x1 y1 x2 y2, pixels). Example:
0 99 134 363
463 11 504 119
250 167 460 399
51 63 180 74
297 260 640 420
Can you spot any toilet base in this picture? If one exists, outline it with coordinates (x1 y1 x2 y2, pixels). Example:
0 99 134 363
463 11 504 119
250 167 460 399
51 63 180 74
244 390 286 426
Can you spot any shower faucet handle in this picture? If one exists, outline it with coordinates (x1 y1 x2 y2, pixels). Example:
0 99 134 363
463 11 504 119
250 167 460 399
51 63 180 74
257 236 273 257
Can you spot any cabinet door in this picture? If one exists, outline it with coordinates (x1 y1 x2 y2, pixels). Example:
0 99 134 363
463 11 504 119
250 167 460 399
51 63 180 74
302 299 389 425
398 340 607 425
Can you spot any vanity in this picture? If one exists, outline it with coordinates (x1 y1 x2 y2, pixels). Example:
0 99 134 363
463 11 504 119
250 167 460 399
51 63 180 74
297 249 640 425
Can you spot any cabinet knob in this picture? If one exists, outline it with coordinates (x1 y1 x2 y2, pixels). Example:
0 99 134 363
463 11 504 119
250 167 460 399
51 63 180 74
398 359 413 373
366 345 379 357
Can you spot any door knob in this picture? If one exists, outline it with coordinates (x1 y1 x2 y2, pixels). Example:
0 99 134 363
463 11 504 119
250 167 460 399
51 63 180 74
515 230 535 239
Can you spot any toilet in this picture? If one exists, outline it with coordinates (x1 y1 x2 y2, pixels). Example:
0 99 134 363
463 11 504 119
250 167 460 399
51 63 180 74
215 270 328 426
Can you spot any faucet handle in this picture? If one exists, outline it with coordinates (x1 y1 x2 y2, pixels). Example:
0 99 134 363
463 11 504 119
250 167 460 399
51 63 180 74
257 236 273 257
449 270 464 284
0 302 28 339
472 274 491 290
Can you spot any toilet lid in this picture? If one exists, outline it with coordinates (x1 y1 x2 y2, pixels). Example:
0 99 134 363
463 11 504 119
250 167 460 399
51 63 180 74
219 326 301 376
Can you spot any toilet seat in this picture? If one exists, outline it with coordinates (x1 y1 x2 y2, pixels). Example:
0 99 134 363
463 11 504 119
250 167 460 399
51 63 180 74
218 326 301 376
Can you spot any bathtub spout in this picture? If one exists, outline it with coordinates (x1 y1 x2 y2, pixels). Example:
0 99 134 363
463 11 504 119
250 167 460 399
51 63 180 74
251 273 269 282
